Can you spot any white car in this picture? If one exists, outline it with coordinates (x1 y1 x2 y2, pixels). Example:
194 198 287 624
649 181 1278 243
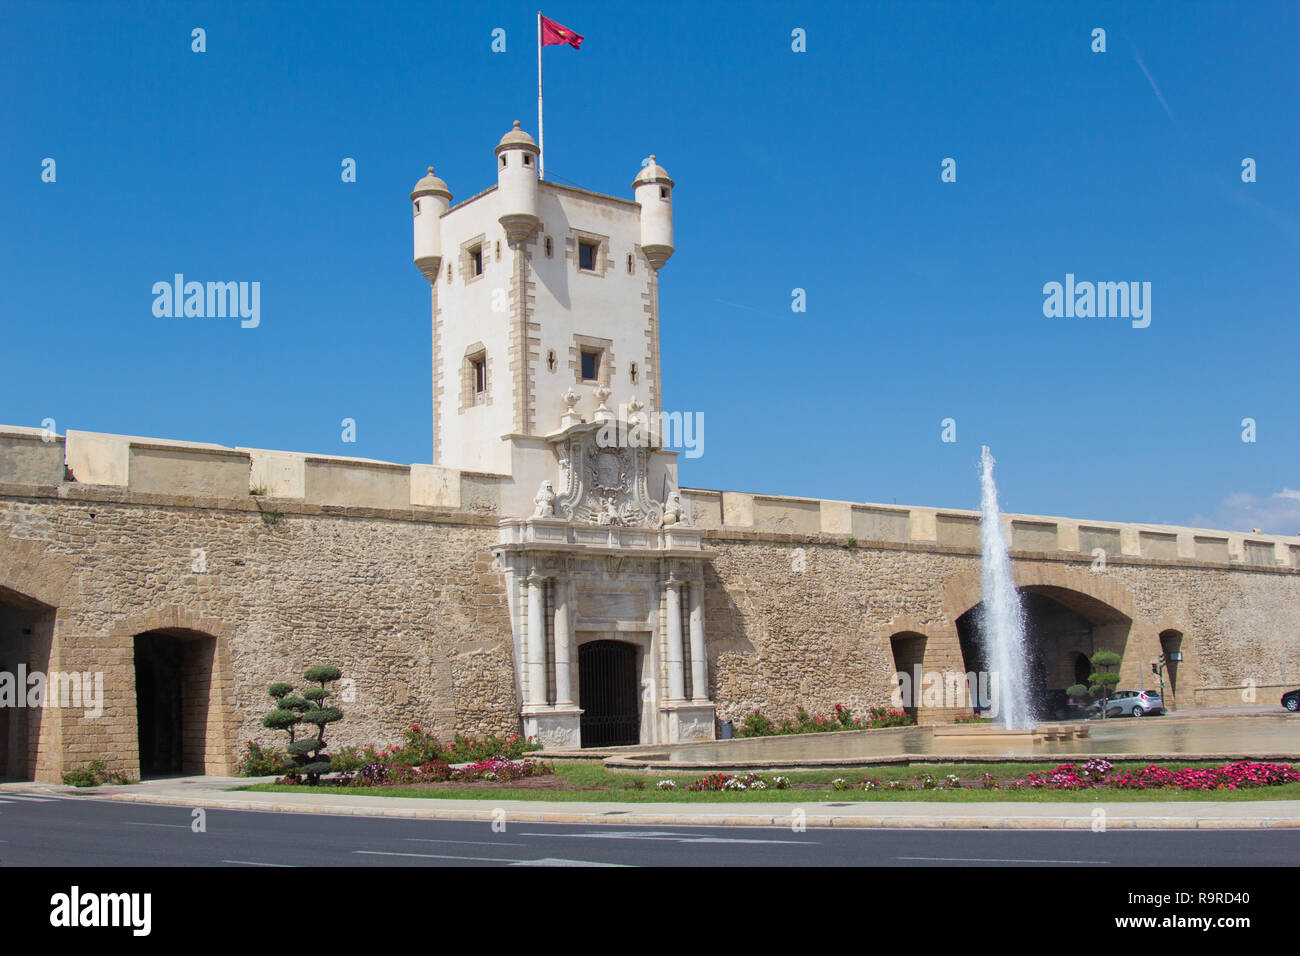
1089 690 1164 718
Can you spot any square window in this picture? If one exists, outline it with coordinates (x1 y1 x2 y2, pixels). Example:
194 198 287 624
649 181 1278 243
578 240 598 272
474 358 487 394
470 244 483 277
580 349 601 382
523 154 532 166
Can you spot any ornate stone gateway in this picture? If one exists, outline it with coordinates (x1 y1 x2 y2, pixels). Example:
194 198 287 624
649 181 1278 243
493 420 716 748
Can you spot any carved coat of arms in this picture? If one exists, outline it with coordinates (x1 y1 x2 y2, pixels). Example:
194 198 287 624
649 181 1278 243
552 425 664 527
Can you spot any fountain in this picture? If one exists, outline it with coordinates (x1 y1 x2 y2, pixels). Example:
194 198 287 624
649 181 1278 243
934 446 1088 745
977 445 1033 730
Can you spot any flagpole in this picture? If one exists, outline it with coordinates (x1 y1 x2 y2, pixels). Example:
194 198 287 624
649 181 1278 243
537 11 545 181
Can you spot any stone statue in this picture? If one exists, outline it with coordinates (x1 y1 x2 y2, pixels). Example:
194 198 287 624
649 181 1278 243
533 480 556 517
662 489 686 527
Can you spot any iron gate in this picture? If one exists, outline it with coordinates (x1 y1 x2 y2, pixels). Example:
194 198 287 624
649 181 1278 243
579 640 640 747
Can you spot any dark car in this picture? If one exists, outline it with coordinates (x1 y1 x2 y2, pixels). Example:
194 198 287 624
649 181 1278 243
1283 689 1300 712
1042 689 1088 721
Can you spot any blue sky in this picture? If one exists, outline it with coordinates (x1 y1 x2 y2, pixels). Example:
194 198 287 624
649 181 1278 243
2 0 1296 532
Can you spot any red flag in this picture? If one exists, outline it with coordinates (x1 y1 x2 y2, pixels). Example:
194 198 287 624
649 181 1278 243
540 14 583 49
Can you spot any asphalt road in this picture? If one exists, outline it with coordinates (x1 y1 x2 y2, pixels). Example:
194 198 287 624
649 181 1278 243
0 794 1296 867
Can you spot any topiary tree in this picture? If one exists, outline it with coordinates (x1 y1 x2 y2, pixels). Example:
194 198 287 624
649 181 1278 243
1088 651 1122 718
261 666 344 784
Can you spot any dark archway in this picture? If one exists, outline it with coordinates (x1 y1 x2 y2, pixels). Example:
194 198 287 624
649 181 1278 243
887 631 927 718
956 586 1131 721
133 629 218 777
578 640 640 748
1073 652 1091 687
0 587 55 780
1158 629 1183 703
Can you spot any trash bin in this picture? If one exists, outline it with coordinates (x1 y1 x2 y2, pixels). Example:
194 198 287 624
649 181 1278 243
719 719 734 740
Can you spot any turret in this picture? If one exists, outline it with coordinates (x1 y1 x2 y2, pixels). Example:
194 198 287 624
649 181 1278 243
411 166 452 281
633 155 674 270
495 121 540 244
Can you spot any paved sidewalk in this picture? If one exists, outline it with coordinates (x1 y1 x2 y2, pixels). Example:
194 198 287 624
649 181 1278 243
6 776 1299 830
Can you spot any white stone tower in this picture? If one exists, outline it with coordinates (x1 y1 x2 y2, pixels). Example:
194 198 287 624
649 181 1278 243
411 122 677 486
411 124 714 750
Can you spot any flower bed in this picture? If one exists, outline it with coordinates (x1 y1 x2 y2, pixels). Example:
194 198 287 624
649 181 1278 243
682 772 792 792
1007 759 1298 792
237 726 548 786
737 704 913 737
327 755 552 788
237 725 542 780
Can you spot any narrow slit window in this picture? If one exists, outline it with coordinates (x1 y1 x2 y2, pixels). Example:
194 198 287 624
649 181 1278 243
545 236 553 257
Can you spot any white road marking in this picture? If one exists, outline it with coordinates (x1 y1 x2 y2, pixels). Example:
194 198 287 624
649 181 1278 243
124 822 190 829
222 860 294 867
509 858 628 867
0 795 54 802
520 830 816 845
405 838 527 847
898 856 1111 865
355 850 529 863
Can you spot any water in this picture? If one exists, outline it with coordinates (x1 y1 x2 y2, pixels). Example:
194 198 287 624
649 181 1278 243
660 716 1300 765
979 446 1034 730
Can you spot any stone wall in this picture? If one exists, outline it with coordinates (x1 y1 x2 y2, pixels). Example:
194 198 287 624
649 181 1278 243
698 532 1300 724
2 425 1299 780
0 485 516 780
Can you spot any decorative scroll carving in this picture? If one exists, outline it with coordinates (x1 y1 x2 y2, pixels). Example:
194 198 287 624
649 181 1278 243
552 426 664 528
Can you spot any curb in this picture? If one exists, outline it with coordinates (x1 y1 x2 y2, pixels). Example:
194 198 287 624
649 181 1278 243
81 790 1300 830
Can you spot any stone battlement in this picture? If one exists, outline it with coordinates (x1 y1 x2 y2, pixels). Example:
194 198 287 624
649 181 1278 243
1 425 1296 570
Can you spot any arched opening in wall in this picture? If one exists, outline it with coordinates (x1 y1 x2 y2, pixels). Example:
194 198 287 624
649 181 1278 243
578 640 640 748
956 586 1131 721
0 587 55 781
1073 652 1091 687
1158 629 1183 704
887 632 927 719
133 629 218 777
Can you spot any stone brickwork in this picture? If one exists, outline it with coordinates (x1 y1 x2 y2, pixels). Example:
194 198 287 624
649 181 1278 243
2 429 1299 779
0 486 517 781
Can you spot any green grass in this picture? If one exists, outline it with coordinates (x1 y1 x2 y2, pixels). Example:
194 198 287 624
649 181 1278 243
232 759 1300 803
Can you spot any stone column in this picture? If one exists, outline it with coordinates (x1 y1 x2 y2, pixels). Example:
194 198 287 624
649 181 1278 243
526 571 548 705
553 576 574 706
688 581 708 701
665 575 685 700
